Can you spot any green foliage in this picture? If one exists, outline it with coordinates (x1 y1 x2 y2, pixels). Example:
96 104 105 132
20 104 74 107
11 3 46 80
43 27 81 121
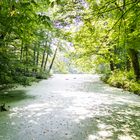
102 70 140 94
36 71 50 79
1 0 140 95
61 0 140 93
13 76 37 86
0 0 60 88
130 82 140 94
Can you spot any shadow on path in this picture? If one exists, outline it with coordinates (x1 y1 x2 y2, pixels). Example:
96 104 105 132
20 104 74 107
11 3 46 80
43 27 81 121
0 90 35 103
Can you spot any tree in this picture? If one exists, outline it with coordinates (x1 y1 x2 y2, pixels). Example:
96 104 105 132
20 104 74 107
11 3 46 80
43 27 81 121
63 0 140 80
0 0 59 86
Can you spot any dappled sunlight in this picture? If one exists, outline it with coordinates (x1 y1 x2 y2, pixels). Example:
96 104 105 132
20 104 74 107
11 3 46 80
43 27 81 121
0 74 140 140
118 135 135 140
86 122 137 140
87 135 99 140
9 102 54 118
98 123 112 130
98 130 112 138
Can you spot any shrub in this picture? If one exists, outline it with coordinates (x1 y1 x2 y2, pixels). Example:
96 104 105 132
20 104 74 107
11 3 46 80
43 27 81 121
101 70 140 95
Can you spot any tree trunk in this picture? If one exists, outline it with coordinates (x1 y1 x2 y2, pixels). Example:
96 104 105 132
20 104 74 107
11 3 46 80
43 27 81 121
44 53 49 71
110 60 114 71
25 44 28 74
33 45 36 66
20 42 24 62
48 48 57 73
32 45 36 73
129 48 140 81
108 49 115 71
36 45 40 67
41 48 46 69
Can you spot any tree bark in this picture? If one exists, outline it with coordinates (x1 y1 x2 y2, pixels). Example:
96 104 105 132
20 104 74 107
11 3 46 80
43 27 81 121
44 53 49 71
32 45 37 73
41 48 46 69
110 60 114 71
129 48 140 81
36 45 40 67
48 48 57 73
20 42 24 62
25 44 28 74
33 45 36 66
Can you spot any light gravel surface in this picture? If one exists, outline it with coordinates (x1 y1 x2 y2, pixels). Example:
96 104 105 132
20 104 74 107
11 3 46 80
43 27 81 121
0 74 140 140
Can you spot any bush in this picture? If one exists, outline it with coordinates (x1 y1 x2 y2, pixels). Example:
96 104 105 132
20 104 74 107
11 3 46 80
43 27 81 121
36 71 50 79
130 82 140 94
13 76 36 86
101 70 140 95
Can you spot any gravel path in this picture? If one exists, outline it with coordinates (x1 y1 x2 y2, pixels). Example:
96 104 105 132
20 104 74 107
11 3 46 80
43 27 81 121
0 74 140 140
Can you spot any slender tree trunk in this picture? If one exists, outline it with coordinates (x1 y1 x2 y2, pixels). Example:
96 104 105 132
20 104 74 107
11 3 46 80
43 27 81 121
110 60 114 71
48 48 57 73
44 53 49 71
33 45 36 66
20 42 24 62
41 48 46 69
32 45 36 73
129 48 140 81
109 49 114 71
36 45 40 67
25 44 28 74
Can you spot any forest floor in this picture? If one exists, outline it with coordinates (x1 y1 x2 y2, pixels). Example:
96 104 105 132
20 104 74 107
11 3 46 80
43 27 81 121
0 74 140 140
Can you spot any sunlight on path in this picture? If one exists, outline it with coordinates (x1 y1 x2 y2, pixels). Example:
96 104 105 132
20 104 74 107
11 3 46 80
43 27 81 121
0 74 140 140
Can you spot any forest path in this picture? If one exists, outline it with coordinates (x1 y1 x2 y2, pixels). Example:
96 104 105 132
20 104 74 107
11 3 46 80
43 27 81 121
0 74 140 140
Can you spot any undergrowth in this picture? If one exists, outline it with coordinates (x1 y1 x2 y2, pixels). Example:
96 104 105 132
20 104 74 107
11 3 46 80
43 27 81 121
101 70 140 94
